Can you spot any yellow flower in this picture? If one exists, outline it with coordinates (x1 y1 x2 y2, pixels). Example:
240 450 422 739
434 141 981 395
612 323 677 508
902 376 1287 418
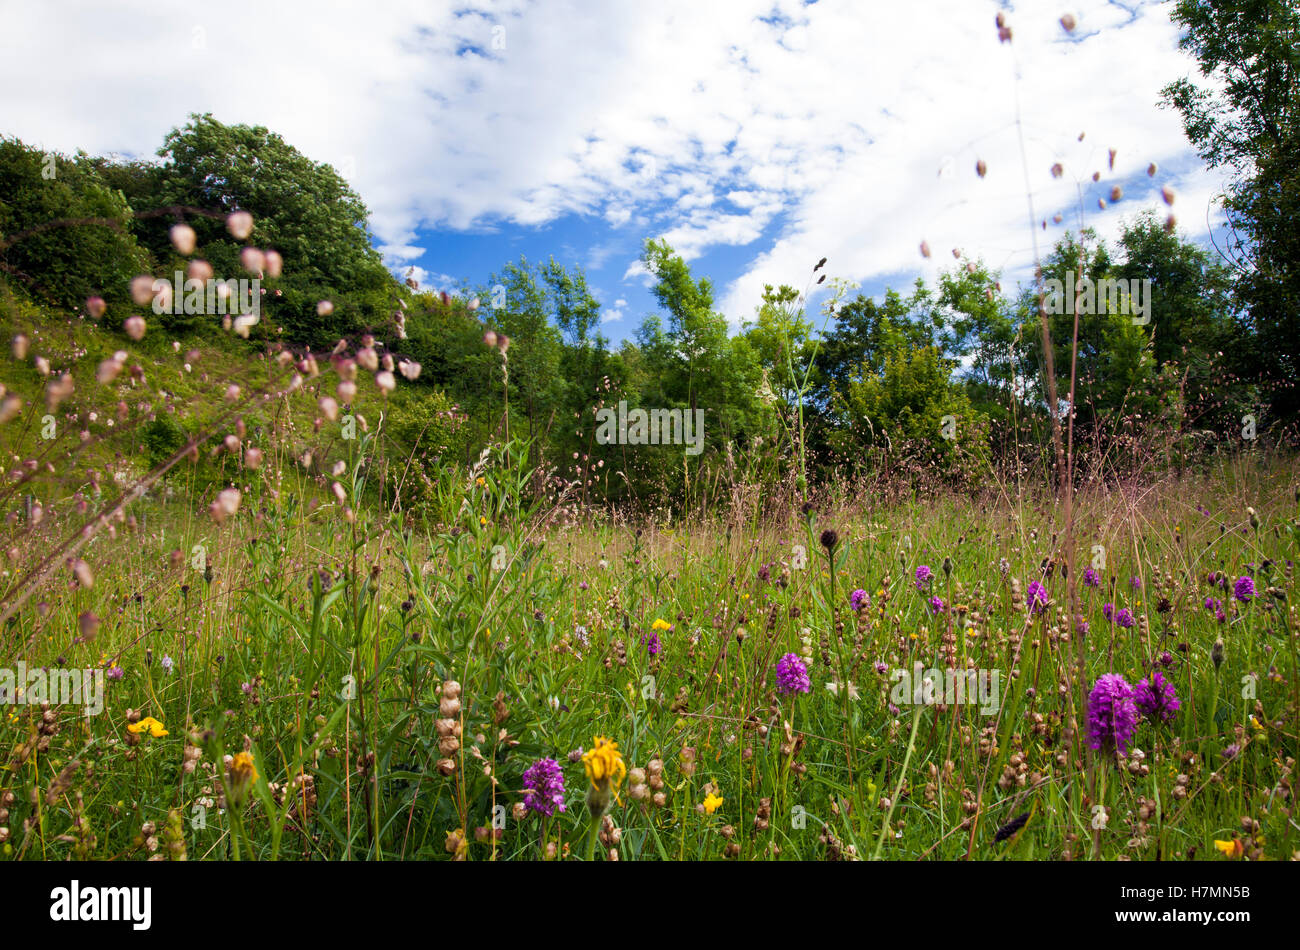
445 827 468 859
127 716 168 738
479 516 488 526
230 751 257 783
702 792 724 814
226 751 258 807
1213 838 1243 858
475 477 485 487
583 736 626 789
582 736 626 812
651 618 672 631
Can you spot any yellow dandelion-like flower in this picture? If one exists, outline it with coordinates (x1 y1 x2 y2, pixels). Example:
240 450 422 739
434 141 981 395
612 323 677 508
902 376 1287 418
231 751 257 782
651 618 672 631
475 477 486 487
225 750 258 807
702 792 724 815
583 736 626 789
479 516 488 526
582 736 626 814
1213 838 1243 858
127 716 168 738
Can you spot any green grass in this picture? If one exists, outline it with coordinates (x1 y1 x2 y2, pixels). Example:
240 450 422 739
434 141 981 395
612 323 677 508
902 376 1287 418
0 423 1295 860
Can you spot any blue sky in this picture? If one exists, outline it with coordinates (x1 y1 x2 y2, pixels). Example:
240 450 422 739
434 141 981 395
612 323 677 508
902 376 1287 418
1 0 1228 347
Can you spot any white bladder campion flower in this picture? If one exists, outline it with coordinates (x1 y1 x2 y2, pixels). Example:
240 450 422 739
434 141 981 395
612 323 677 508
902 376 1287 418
240 247 265 273
169 223 196 255
226 210 254 240
263 249 283 278
130 275 155 305
210 488 242 524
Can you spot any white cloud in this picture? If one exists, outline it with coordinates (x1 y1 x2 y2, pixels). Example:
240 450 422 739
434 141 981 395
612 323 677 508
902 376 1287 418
0 0 1225 327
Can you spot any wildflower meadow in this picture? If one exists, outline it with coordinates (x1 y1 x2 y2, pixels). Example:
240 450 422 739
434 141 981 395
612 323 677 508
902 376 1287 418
0 1 1297 892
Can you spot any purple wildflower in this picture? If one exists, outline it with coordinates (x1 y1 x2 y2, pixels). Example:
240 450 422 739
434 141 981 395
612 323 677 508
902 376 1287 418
757 563 771 583
161 655 174 673
915 565 933 590
776 653 811 695
1103 602 1115 622
522 757 567 817
1087 673 1139 753
1204 596 1221 613
1130 576 1142 591
850 588 869 612
641 630 661 656
106 666 124 681
1234 575 1255 603
1083 567 1100 588
1026 580 1048 614
1133 672 1180 724
928 595 945 614
1115 607 1136 629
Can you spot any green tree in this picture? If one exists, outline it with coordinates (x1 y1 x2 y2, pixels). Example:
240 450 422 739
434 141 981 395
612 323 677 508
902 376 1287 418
811 285 935 411
934 258 1016 420
147 114 395 344
1161 0 1300 419
1113 212 1249 433
0 138 150 310
833 343 990 482
1017 230 1167 443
